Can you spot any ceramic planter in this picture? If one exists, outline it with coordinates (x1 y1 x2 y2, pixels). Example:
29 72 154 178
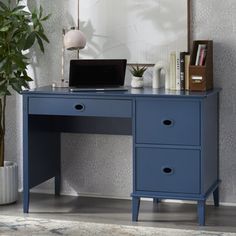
131 76 144 88
0 161 18 205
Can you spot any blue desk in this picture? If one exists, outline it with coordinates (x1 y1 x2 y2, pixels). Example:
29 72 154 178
22 86 220 225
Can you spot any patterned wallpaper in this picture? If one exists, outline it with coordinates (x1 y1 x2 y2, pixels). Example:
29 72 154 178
5 0 236 204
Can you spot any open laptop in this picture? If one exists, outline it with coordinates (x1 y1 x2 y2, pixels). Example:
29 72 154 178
69 59 128 92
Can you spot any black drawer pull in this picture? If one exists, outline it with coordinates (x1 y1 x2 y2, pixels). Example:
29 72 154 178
74 104 85 111
162 119 173 126
162 167 174 175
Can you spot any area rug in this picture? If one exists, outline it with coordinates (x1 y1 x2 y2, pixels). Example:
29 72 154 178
0 215 235 236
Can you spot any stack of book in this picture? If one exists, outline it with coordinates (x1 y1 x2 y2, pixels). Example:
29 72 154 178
195 44 207 66
169 51 190 91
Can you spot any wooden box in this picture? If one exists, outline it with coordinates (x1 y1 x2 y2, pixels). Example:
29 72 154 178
189 40 213 91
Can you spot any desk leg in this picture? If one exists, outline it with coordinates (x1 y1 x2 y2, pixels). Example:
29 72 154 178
132 197 140 221
153 198 159 204
23 183 29 213
197 200 206 226
55 171 61 196
213 187 219 207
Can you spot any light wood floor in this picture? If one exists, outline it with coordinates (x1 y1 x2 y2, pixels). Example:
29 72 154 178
1 193 236 233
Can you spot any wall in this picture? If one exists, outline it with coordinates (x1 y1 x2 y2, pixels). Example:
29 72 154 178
6 0 236 203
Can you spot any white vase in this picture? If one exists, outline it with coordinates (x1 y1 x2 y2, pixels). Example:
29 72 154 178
131 76 144 88
0 161 18 205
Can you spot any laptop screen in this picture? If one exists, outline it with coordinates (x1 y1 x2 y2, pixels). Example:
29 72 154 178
69 59 127 87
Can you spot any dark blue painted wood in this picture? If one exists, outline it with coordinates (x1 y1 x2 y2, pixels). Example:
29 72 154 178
23 95 29 213
135 147 200 194
136 99 200 146
197 200 206 226
132 197 140 221
21 86 221 99
29 97 132 118
153 198 159 204
28 115 132 135
22 86 220 226
213 187 219 207
28 118 60 189
201 94 219 194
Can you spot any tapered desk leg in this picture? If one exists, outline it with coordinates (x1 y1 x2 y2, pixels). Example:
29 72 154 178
23 188 29 213
55 174 61 196
153 198 159 204
213 187 219 207
132 197 140 221
197 200 206 226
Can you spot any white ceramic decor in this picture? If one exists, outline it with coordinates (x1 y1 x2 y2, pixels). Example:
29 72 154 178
0 161 18 205
152 61 170 89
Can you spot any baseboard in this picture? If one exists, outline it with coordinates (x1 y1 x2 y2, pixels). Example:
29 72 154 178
20 188 236 207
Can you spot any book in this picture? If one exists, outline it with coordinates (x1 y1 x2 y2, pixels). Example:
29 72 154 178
195 44 206 65
180 52 187 91
184 54 190 90
199 47 207 66
175 51 180 90
169 52 176 90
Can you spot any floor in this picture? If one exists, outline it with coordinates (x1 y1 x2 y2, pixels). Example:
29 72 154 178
1 193 236 233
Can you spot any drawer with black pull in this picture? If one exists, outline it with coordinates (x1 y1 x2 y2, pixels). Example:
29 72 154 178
135 99 200 146
135 147 200 194
28 97 132 118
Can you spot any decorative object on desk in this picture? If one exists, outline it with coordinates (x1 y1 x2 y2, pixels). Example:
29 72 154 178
64 27 86 50
0 0 50 204
54 0 87 88
130 65 147 88
152 61 170 89
169 51 189 91
189 40 213 91
53 27 87 88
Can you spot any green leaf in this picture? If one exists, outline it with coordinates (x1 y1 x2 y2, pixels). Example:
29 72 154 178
24 32 36 50
36 34 44 53
0 58 7 71
11 82 22 93
39 5 43 19
0 1 9 11
41 13 51 21
13 5 25 12
11 55 26 69
36 31 49 43
0 26 9 32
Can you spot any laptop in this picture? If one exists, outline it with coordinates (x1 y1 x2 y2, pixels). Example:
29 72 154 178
69 59 128 92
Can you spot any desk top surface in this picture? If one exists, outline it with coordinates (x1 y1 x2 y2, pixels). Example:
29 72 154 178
22 86 221 98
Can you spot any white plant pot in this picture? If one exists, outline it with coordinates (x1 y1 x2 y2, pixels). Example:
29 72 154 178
0 161 18 205
131 76 144 88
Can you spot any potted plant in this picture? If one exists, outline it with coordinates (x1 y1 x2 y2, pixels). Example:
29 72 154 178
129 65 147 88
0 0 50 204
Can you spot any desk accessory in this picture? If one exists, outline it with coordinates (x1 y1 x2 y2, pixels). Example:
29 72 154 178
152 61 169 89
189 40 213 91
53 0 86 88
130 65 147 88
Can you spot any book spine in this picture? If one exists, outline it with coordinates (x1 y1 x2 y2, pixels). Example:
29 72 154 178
180 52 186 91
184 54 190 90
175 51 180 91
170 52 176 90
195 44 206 65
199 47 207 66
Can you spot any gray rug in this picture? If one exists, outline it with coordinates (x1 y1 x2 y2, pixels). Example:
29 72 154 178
0 215 235 236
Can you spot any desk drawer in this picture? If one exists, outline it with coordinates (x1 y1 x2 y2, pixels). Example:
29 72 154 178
29 97 132 117
136 99 200 145
135 147 200 194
